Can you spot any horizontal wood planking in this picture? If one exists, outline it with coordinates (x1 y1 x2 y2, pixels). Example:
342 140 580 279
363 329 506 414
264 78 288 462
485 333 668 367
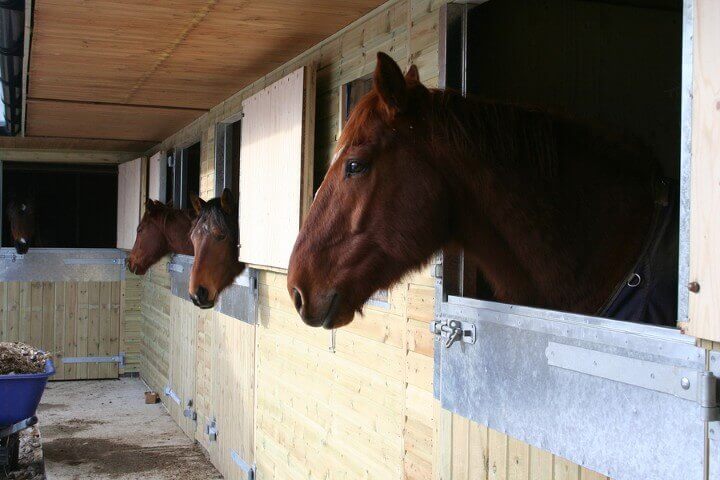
0 280 126 380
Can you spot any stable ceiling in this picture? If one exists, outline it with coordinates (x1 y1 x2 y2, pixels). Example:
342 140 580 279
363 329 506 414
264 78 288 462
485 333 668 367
23 0 386 153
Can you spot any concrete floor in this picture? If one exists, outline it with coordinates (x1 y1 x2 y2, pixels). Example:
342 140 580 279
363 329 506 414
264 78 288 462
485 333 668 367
37 378 221 480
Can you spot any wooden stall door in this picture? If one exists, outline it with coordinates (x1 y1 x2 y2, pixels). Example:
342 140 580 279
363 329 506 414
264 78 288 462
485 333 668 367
0 281 122 380
167 298 198 438
238 66 315 269
687 0 720 341
147 151 166 202
117 157 146 250
208 313 256 480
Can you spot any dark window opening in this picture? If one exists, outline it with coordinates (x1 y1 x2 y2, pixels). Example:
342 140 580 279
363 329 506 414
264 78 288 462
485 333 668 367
173 141 201 209
2 162 118 248
446 0 682 326
215 119 241 201
313 74 374 194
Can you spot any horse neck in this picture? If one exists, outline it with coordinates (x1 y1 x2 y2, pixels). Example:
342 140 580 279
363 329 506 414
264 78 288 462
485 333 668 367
429 93 653 313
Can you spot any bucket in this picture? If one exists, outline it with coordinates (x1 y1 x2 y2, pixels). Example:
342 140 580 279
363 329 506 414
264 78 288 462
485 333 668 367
0 358 55 427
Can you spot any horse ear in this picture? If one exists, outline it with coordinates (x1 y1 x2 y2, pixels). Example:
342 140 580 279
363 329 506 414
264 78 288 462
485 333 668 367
374 52 407 113
145 198 155 211
405 64 420 85
190 194 206 215
220 188 235 214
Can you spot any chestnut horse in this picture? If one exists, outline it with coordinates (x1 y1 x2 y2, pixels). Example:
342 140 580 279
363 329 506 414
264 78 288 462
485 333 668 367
188 189 245 309
127 199 195 275
288 52 677 329
6 196 37 254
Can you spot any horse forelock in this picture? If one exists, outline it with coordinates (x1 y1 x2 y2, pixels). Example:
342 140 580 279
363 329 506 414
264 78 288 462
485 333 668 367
193 198 237 241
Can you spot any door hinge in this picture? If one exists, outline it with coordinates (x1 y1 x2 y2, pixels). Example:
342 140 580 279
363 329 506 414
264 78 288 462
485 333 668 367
205 417 218 442
183 399 197 421
230 450 255 480
697 371 719 422
63 353 125 367
430 318 476 348
164 386 181 405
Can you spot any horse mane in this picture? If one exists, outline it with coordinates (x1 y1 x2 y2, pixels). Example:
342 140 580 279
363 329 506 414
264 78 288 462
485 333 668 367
338 87 655 182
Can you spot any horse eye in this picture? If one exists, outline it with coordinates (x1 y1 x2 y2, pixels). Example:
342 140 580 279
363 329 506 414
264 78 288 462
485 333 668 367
216 234 226 241
345 160 368 177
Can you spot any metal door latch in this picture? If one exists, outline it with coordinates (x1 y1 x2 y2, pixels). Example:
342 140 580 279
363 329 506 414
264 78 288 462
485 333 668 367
430 318 476 348
183 399 197 421
205 418 218 442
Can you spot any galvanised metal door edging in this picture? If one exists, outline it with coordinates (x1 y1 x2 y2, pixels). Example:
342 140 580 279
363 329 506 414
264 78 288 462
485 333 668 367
433 289 717 480
0 248 126 282
167 254 258 324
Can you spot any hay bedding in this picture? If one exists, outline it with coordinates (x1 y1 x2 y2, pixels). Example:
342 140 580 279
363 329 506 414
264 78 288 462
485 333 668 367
0 342 50 375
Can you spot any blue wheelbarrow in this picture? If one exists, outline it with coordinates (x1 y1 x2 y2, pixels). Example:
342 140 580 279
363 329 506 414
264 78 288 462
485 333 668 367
0 358 54 470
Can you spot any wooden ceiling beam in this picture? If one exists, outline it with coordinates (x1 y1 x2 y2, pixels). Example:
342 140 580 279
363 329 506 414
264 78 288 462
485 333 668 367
0 148 136 164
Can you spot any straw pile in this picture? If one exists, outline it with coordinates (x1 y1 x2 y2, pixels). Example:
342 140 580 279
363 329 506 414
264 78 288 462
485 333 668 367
0 342 49 375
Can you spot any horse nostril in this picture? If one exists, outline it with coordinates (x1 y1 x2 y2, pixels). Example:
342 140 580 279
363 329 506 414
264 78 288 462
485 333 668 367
292 288 303 314
196 286 209 304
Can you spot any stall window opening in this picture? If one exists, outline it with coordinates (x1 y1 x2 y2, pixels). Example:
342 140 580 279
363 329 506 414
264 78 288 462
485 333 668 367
173 141 201 209
442 0 682 328
215 118 242 201
2 161 118 248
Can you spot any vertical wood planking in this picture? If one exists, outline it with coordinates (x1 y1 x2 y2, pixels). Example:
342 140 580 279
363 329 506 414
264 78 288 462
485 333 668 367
52 282 65 380
687 0 720 340
238 67 310 269
64 282 78 379
0 280 125 380
87 282 100 378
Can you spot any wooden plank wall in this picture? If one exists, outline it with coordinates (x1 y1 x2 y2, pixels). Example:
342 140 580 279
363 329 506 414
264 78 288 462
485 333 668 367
137 1 608 479
139 259 173 393
0 280 142 379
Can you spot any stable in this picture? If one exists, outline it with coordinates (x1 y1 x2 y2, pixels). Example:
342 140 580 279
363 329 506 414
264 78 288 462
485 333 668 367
1 1 719 480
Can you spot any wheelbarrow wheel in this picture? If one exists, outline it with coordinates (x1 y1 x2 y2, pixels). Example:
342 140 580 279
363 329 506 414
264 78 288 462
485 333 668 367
0 432 20 471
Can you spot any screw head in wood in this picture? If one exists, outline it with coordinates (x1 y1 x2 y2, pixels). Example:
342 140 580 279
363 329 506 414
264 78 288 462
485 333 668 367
688 282 700 293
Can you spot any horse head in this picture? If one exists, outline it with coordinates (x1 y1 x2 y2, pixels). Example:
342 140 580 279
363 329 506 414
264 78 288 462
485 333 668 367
127 199 194 275
188 189 246 309
288 53 448 329
7 196 37 255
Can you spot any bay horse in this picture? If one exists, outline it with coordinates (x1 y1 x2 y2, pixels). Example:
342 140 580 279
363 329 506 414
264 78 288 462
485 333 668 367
287 52 677 329
6 196 37 254
127 199 195 275
188 189 245 309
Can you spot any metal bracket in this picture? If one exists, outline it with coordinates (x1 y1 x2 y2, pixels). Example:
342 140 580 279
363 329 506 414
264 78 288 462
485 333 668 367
183 399 197 421
205 417 218 442
430 318 476 348
547 342 720 422
62 258 125 266
231 450 256 480
63 353 125 367
164 386 181 405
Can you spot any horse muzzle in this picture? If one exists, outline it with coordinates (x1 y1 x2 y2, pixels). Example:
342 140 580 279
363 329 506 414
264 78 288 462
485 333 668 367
190 286 214 309
14 239 29 255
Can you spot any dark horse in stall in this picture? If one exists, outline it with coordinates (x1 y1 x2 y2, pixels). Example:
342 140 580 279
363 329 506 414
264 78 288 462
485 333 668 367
6 195 38 254
127 199 195 275
287 52 677 329
188 189 246 309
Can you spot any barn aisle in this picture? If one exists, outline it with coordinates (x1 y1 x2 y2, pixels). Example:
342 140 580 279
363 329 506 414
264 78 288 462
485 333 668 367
36 379 220 480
